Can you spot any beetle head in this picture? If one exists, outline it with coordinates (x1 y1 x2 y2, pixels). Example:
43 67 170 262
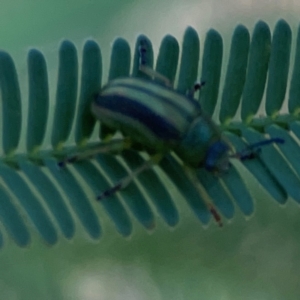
204 140 231 173
205 137 285 173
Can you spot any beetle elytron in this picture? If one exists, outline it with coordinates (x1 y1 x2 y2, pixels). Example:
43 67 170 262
60 38 283 226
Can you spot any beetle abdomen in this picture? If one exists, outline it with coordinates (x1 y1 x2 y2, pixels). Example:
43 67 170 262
92 77 202 150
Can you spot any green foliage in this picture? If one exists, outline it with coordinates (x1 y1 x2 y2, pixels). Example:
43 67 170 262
0 19 299 247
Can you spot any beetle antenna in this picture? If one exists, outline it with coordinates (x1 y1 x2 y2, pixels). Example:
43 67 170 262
231 137 284 161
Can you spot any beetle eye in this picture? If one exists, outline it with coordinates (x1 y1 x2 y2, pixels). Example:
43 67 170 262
215 156 231 173
204 141 230 172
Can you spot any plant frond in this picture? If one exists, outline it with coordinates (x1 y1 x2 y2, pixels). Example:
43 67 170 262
0 19 299 247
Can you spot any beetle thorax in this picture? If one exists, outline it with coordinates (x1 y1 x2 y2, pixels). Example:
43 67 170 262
175 116 229 171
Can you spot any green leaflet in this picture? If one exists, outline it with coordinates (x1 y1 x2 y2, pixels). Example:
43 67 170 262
51 41 78 148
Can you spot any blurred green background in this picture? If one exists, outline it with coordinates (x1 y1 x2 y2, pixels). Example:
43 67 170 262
1 0 300 299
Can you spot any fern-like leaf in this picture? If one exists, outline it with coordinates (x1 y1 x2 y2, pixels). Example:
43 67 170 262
0 19 299 247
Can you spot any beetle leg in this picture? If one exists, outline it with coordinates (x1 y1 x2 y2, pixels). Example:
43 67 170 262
184 166 223 227
97 153 164 200
187 81 206 98
138 39 172 87
58 138 131 167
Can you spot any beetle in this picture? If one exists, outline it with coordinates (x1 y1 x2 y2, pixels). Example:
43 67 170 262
60 38 284 226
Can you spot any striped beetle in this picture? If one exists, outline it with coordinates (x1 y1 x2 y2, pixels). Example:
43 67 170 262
61 38 284 226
